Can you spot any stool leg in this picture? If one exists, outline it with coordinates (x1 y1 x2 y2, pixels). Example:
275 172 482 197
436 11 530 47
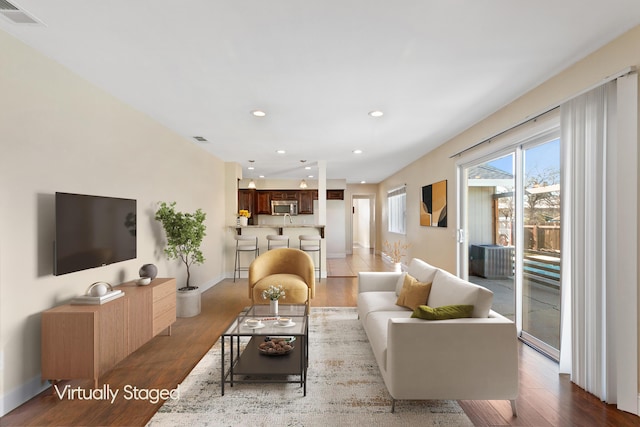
318 248 321 282
234 249 238 282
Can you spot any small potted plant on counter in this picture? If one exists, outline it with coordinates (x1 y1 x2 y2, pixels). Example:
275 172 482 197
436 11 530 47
155 201 207 317
237 209 251 226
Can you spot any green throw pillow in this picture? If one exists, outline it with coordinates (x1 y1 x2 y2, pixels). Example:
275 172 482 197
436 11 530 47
411 304 474 320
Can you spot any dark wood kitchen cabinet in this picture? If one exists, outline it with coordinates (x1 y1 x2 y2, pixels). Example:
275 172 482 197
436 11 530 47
270 191 298 201
238 189 256 224
256 191 271 215
327 189 344 200
298 190 315 214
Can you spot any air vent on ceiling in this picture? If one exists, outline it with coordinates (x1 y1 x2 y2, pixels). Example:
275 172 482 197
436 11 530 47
193 136 208 143
0 0 42 25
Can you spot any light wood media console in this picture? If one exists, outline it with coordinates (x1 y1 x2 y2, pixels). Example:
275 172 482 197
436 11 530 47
41 278 176 388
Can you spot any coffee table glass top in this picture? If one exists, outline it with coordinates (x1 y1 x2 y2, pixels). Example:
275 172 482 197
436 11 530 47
223 304 308 336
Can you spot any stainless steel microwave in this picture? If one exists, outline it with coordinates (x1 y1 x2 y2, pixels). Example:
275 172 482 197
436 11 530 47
271 200 298 216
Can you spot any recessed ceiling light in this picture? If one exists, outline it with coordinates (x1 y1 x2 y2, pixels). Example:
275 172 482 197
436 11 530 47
276 149 286 154
353 149 363 154
305 166 311 170
251 110 266 117
368 110 384 118
259 175 265 178
248 166 254 170
308 175 314 178
360 180 367 184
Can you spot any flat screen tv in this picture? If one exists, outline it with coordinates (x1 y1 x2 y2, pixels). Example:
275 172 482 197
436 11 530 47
54 192 137 276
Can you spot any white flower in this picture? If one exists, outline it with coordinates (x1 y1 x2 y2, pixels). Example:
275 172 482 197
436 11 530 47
262 285 286 301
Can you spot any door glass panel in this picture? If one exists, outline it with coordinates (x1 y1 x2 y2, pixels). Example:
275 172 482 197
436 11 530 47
466 154 515 320
522 139 561 355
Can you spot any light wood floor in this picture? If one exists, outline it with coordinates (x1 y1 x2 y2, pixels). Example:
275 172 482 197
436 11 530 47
1 249 637 426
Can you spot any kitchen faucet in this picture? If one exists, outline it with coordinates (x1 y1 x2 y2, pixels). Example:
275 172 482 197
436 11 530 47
283 213 293 226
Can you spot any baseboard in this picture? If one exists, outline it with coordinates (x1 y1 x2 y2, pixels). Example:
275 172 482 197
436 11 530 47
1 374 50 417
197 276 224 293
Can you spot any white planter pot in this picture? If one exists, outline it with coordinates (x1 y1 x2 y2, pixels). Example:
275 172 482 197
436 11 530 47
238 216 248 226
394 262 402 273
176 288 201 317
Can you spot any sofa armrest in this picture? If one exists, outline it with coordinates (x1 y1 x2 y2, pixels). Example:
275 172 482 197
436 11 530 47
358 272 402 293
384 313 518 400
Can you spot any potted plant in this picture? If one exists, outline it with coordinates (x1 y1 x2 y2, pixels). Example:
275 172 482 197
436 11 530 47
237 209 251 226
383 240 410 272
155 201 207 317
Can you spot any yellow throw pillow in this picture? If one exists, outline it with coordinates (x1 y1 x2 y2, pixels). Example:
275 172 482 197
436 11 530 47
395 274 432 310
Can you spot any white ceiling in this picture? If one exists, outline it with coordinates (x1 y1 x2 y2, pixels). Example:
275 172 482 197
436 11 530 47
3 1 640 183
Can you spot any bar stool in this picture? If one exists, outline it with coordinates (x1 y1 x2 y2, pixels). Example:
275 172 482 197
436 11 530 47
234 235 259 282
299 234 321 282
266 234 289 250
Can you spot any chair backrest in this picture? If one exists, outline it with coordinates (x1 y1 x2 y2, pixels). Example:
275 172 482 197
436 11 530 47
248 248 315 297
235 235 257 248
299 234 321 251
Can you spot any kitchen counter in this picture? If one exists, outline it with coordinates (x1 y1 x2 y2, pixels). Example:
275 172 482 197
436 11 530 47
231 224 325 238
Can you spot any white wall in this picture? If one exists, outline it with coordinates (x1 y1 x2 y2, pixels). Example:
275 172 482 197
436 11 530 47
0 30 227 415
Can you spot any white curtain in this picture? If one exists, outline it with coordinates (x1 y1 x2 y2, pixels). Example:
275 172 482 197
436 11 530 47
560 81 616 400
560 75 639 413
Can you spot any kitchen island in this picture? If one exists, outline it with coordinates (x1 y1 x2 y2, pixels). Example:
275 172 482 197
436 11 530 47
231 224 325 239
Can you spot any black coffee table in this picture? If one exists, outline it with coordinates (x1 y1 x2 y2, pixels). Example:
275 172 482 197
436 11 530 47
220 304 308 396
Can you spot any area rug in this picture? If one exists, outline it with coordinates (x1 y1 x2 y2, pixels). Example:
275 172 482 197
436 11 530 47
147 307 473 426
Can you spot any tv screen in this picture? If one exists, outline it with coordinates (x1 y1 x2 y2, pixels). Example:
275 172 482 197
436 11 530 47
54 192 137 276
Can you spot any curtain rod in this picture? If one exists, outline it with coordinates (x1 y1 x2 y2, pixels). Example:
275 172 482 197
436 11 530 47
449 66 636 159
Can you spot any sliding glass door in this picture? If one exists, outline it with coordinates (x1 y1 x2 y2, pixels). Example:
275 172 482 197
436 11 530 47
460 133 561 360
521 140 561 356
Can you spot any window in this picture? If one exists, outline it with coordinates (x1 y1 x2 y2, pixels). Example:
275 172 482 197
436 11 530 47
387 186 406 234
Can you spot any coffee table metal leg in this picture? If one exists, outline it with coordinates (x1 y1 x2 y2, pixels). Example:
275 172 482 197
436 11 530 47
221 336 225 395
230 336 234 387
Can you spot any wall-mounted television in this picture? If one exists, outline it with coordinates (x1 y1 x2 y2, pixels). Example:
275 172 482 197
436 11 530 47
54 192 137 276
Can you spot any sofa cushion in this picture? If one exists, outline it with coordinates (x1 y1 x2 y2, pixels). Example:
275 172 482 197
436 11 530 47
364 310 414 371
252 273 309 304
411 304 474 320
395 274 432 310
428 270 493 318
407 258 439 284
357 291 408 322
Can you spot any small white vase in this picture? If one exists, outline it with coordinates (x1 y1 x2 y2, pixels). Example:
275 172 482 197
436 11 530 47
394 262 402 273
239 216 248 226
270 299 279 316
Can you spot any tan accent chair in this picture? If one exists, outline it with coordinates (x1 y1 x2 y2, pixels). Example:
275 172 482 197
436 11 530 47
248 248 315 307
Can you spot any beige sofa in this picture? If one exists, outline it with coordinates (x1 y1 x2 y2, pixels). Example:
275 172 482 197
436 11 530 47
357 258 519 414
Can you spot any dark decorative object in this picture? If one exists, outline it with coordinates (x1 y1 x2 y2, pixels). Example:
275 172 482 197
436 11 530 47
139 263 158 280
420 180 448 227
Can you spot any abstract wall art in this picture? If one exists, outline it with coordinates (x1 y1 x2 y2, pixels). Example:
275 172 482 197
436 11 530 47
420 180 447 227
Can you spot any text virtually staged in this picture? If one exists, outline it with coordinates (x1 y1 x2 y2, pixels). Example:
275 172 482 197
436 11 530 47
52 383 181 405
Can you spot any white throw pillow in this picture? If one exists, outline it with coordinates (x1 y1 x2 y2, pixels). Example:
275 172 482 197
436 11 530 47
428 269 493 318
395 272 408 296
407 258 439 284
